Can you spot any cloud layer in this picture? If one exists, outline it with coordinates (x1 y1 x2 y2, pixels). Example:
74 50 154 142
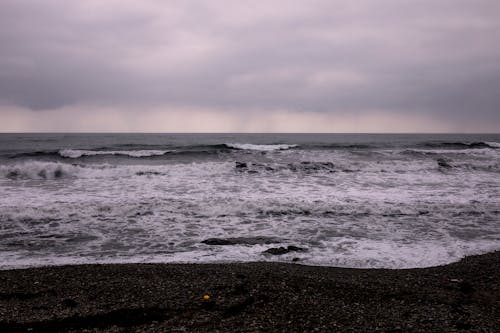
1 0 499 132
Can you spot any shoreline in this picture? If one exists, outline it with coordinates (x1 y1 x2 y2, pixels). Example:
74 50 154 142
0 252 498 332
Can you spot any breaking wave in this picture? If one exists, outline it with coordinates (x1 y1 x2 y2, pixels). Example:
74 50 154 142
0 161 81 180
0 161 229 181
485 141 500 148
224 143 298 151
58 149 172 158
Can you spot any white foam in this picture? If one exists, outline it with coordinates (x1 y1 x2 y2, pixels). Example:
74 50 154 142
405 148 499 157
0 238 497 270
486 141 500 148
225 143 298 151
1 148 499 269
0 161 82 180
59 149 171 158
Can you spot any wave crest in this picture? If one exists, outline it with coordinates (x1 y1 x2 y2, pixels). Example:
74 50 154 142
225 143 298 151
485 141 500 148
58 149 171 158
0 161 81 180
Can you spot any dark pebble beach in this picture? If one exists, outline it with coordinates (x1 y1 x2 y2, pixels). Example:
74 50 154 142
0 252 498 332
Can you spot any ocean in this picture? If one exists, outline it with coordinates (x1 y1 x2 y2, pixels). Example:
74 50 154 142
0 133 499 269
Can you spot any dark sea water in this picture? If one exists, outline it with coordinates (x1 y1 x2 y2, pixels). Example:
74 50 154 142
0 133 499 268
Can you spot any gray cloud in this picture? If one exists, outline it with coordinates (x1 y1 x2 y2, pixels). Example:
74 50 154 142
1 0 500 130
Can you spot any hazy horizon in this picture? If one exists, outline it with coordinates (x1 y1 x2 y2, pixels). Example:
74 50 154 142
1 131 499 134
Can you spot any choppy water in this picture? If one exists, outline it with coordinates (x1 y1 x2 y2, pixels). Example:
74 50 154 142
0 133 499 269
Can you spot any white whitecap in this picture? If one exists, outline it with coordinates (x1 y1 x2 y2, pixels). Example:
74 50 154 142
225 143 298 151
406 148 499 157
59 149 171 158
485 141 500 148
0 161 82 180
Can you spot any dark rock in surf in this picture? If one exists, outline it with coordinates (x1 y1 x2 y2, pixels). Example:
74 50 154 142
262 245 306 255
202 238 235 245
287 245 306 252
202 237 281 246
295 162 335 172
135 171 162 176
236 161 337 174
38 170 47 179
263 247 289 255
53 168 63 178
6 171 20 179
437 158 452 169
235 162 247 169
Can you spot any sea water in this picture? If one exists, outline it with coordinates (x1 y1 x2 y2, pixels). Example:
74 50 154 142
0 133 499 269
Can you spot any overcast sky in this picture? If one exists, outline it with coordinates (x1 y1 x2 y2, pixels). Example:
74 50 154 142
1 0 499 132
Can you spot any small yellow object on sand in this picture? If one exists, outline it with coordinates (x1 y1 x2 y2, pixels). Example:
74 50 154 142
203 295 210 300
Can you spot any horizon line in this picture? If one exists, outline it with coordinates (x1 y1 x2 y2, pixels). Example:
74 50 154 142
0 132 499 135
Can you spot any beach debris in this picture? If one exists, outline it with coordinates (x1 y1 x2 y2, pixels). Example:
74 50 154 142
262 245 306 255
201 294 216 310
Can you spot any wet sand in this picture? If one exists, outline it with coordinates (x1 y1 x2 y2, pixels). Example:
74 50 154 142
0 252 498 332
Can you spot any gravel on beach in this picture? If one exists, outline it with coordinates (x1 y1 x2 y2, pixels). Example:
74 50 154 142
0 252 498 332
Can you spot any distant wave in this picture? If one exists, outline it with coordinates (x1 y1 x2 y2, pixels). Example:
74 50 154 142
422 142 497 149
224 143 298 151
58 149 172 158
485 141 500 148
5 141 499 161
7 151 61 158
400 148 499 158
